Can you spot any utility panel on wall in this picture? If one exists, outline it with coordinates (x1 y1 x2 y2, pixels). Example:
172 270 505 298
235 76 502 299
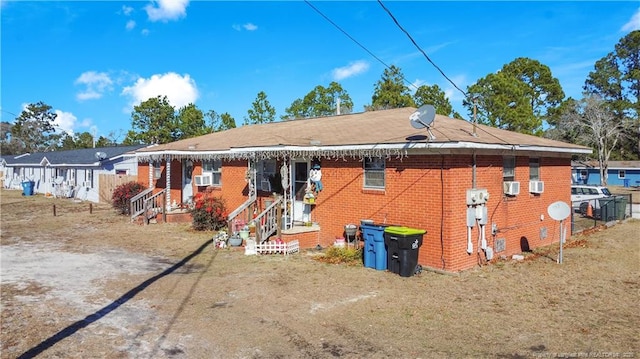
466 188 489 205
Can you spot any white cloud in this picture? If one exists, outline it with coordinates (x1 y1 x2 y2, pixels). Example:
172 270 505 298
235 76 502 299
442 74 468 102
331 60 370 81
74 71 113 101
244 23 258 31
409 79 426 93
621 8 640 32
232 23 258 31
121 72 199 111
145 0 189 22
141 29 150 36
53 110 77 134
122 5 134 16
126 20 136 31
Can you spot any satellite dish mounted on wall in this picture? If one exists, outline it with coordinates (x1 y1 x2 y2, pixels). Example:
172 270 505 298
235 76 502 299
95 152 107 161
409 105 436 140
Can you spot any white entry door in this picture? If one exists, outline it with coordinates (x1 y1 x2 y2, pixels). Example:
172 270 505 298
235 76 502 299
292 161 310 223
182 160 193 204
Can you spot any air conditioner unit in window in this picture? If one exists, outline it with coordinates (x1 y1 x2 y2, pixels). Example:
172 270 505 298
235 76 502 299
503 181 520 196
260 179 271 192
529 180 544 194
194 174 213 186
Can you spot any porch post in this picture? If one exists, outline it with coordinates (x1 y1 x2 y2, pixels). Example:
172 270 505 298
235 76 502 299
148 161 153 188
165 157 171 210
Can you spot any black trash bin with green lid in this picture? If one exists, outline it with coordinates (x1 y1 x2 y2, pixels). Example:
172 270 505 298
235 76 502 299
383 226 426 277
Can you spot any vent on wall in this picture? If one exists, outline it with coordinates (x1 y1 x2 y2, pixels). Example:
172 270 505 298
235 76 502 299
503 181 520 196
529 180 544 194
194 174 213 186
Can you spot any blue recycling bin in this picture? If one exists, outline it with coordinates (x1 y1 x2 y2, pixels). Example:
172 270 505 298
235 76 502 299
360 222 390 270
22 181 35 196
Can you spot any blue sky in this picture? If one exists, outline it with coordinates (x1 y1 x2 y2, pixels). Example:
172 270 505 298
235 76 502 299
1 1 639 142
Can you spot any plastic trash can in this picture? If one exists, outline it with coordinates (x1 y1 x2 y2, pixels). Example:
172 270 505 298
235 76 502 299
614 196 628 220
360 222 391 270
599 197 627 221
21 181 35 196
384 226 426 277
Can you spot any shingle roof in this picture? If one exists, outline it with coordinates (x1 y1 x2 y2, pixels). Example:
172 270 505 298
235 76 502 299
1 145 146 166
572 160 640 169
134 107 592 159
137 107 586 153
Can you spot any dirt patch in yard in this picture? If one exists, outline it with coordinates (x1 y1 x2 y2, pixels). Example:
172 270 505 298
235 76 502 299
1 189 639 358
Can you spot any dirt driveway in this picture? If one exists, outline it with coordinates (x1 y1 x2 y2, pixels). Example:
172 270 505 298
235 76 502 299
1 190 639 358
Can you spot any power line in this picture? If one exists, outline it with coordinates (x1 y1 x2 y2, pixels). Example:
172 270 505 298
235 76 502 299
304 0 419 91
377 0 467 97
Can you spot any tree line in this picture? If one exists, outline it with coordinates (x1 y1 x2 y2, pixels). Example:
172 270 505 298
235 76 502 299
2 31 637 183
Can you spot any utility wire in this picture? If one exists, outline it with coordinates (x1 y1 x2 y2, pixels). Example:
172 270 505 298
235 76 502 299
304 0 419 91
377 0 467 97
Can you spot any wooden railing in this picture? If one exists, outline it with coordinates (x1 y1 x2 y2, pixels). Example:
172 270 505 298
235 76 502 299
227 198 255 234
130 188 166 224
143 189 166 225
130 188 154 221
253 196 282 243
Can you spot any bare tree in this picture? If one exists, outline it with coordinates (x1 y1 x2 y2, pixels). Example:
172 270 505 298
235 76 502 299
559 95 626 185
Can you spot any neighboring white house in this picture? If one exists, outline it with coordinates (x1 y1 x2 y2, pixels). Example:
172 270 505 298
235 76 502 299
0 145 146 203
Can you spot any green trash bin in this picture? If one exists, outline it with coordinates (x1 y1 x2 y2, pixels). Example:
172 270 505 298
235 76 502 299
598 198 615 221
614 196 628 220
599 197 627 221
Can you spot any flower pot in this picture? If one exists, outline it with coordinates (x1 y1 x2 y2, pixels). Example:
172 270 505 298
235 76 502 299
229 235 243 247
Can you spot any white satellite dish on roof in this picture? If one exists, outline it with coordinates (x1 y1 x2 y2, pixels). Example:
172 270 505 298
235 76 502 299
409 105 436 140
95 152 107 161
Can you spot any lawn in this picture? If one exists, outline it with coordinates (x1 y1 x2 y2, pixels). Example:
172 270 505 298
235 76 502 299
1 189 638 358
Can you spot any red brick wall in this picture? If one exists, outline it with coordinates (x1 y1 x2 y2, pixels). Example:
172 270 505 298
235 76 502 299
139 154 572 272
137 162 150 187
303 154 572 272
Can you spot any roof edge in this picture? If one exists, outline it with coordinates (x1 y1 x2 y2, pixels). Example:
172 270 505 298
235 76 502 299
135 142 591 161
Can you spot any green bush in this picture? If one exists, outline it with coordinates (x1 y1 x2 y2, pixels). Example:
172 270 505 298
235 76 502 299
112 181 146 215
316 246 362 265
190 191 228 231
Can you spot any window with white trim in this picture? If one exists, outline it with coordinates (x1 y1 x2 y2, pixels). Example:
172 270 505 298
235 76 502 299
153 161 162 179
202 160 222 186
85 170 93 188
503 156 515 182
364 157 385 189
618 170 625 179
256 159 276 191
529 158 539 181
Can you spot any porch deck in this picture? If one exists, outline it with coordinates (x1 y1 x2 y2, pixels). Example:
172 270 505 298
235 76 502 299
282 223 320 235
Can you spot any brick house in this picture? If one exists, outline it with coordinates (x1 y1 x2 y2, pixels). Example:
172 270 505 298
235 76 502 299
134 107 590 272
